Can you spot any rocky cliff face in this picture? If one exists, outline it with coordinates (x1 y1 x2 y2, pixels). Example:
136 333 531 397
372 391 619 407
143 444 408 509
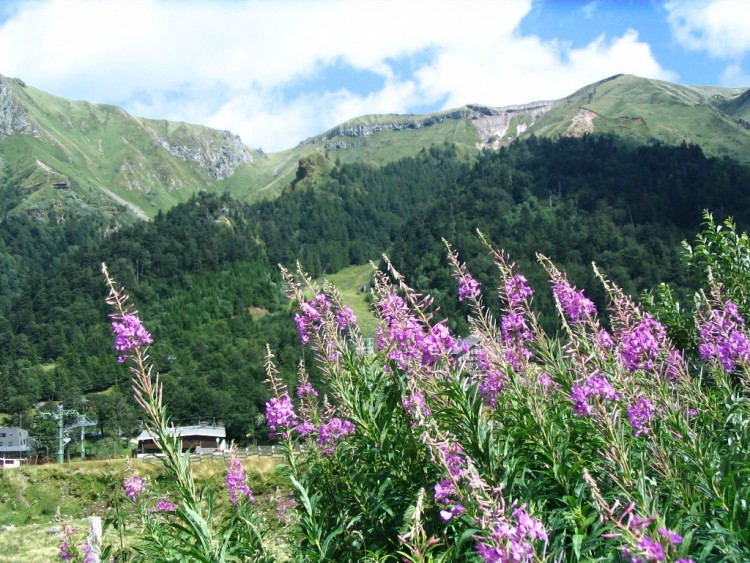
0 76 40 139
468 101 557 148
151 127 254 181
296 102 558 151
297 110 475 149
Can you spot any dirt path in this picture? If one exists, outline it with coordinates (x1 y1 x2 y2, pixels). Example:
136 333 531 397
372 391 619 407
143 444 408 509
99 187 149 220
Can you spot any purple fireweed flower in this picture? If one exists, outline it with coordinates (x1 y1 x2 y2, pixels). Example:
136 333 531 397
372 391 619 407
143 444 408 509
439 442 465 478
635 536 665 561
377 292 460 371
434 479 457 504
698 299 750 371
440 504 465 522
619 314 666 372
657 527 683 545
111 313 153 363
123 474 146 502
82 544 95 563
513 507 548 542
458 273 481 302
403 392 431 421
571 375 619 416
226 458 254 506
474 348 507 406
433 442 469 522
421 321 460 366
295 420 316 437
294 292 331 346
296 381 319 399
628 514 656 533
598 329 614 351
536 372 560 395
505 274 534 307
435 479 465 522
58 540 74 561
553 281 597 324
266 393 298 439
318 417 355 455
627 396 655 437
334 305 357 332
435 443 466 522
376 293 426 369
501 312 533 342
480 368 506 408
475 507 546 562
571 384 594 416
501 311 534 372
153 499 177 512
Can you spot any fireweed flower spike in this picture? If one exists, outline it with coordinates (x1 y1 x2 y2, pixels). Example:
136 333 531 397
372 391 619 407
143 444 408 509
458 272 481 302
479 238 538 372
627 396 655 437
571 374 619 416
445 240 483 305
226 457 254 506
475 505 547 563
698 297 750 371
552 280 597 325
124 474 146 502
619 314 665 373
318 417 355 455
265 393 298 439
58 539 74 561
153 499 177 513
112 313 153 363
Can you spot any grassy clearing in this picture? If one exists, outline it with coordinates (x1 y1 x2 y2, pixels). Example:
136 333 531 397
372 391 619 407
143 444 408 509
320 263 378 338
0 456 284 560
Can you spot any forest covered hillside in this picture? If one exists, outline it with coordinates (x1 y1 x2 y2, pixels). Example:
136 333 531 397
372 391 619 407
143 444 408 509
2 135 750 443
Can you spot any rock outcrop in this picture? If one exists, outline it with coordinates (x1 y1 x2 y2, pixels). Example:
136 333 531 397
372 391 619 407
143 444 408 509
297 110 475 148
153 128 254 180
297 102 558 151
0 75 41 139
467 101 557 148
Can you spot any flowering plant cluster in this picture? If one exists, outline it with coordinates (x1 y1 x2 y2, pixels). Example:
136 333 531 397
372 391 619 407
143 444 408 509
96 215 750 561
97 264 271 563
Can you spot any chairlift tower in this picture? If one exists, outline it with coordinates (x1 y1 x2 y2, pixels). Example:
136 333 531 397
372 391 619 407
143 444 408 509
38 404 90 463
66 414 97 460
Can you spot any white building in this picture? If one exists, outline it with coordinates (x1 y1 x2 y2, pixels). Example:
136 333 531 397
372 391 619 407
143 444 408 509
0 427 31 460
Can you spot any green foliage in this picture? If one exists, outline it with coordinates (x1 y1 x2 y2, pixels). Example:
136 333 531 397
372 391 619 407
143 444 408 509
263 236 750 561
5 135 750 448
683 211 750 315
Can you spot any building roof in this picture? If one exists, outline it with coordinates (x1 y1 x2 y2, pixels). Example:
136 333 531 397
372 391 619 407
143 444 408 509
0 427 31 453
136 425 226 442
0 427 28 433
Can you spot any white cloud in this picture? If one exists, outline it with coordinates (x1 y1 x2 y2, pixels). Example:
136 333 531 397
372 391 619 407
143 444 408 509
666 0 750 59
582 1 599 19
720 63 750 87
0 0 676 151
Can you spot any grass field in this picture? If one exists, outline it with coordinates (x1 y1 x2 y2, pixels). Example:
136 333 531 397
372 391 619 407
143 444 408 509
0 456 283 561
319 263 378 338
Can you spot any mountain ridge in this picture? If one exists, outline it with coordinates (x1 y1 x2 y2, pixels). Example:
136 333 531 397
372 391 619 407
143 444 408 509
1 73 749 224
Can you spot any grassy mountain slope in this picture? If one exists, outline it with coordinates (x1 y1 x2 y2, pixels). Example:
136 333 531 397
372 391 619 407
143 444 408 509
521 74 750 162
0 75 257 221
4 73 749 223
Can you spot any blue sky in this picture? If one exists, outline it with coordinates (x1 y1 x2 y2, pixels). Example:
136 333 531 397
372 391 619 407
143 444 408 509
0 0 748 151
